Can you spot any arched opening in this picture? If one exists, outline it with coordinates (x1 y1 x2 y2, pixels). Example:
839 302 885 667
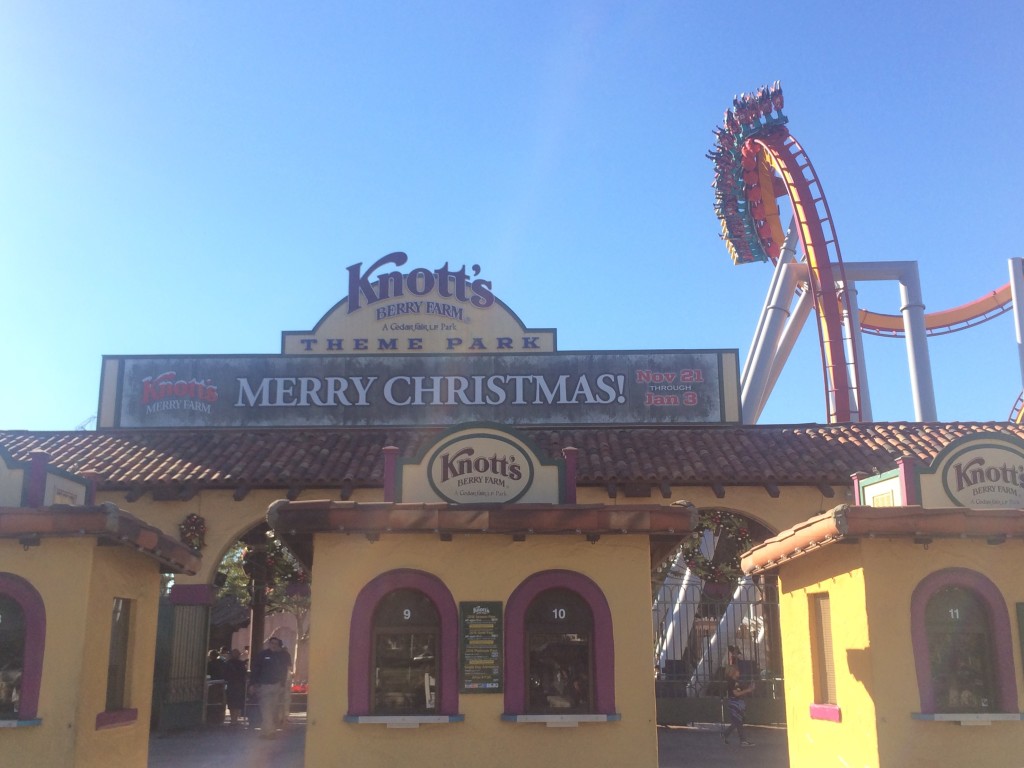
652 509 781 708
0 573 45 722
505 570 615 716
911 568 1018 714
347 569 460 718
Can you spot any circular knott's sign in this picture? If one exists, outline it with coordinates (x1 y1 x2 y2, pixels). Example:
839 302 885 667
938 439 1024 509
427 432 534 504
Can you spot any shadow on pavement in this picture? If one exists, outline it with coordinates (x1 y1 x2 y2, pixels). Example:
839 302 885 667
149 715 789 768
657 723 790 768
148 713 306 768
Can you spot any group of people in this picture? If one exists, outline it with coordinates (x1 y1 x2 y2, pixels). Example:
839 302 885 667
207 636 293 737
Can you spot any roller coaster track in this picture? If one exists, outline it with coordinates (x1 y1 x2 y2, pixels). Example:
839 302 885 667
712 84 1017 423
750 128 861 423
859 284 1012 337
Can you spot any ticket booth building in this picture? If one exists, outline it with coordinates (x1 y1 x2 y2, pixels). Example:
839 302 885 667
0 448 200 768
742 435 1024 768
269 423 698 768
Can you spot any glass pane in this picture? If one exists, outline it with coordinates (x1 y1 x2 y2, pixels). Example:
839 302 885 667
0 595 25 719
372 589 439 714
526 589 594 714
373 631 438 713
525 589 592 631
527 631 592 713
106 598 132 711
375 589 439 628
926 587 988 630
926 588 996 713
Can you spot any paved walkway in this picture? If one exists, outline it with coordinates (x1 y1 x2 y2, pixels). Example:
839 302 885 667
148 716 789 768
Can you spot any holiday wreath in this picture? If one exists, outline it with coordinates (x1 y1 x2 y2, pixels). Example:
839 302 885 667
178 513 207 551
678 510 753 584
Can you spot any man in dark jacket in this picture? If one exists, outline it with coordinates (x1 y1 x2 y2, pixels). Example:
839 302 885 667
249 637 292 736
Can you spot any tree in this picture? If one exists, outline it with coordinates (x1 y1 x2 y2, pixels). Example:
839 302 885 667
212 538 311 668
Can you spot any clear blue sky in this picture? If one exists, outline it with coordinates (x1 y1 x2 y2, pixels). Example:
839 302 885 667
2 2 1022 431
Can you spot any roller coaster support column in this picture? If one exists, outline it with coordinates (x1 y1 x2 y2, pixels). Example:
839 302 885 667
898 262 936 422
758 278 814 422
1009 258 1024 393
741 220 800 424
839 282 873 421
842 262 936 421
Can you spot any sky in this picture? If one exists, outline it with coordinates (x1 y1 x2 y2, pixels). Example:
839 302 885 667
1 2 1022 431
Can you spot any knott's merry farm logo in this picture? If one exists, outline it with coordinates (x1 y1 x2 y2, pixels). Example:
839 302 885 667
140 371 219 415
919 435 1024 509
427 432 534 504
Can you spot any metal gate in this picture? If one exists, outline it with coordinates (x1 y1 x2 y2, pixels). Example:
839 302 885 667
652 576 785 725
152 599 211 731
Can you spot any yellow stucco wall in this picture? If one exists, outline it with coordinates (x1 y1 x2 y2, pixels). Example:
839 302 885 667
304 533 659 768
779 538 1024 768
863 539 1024 768
776 543 880 768
0 537 161 768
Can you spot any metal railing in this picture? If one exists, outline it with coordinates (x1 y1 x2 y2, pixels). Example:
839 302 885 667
653 578 783 702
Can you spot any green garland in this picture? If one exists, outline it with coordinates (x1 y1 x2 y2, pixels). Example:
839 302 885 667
678 510 753 584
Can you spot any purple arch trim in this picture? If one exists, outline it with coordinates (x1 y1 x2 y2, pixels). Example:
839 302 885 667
348 569 459 716
0 572 46 721
504 570 615 715
910 567 1018 713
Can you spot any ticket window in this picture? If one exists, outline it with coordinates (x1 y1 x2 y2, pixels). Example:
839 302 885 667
524 588 594 714
372 589 440 714
925 586 997 713
0 593 25 719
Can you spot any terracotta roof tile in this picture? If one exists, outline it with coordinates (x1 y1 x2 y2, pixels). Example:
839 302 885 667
1 422 1020 496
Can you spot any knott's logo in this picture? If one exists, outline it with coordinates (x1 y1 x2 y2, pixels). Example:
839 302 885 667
936 439 1024 508
427 433 533 505
347 251 495 315
141 371 219 416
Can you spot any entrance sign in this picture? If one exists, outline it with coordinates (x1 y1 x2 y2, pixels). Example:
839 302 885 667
96 253 741 429
98 350 740 428
916 434 1024 509
427 432 533 504
399 424 561 504
459 602 503 692
281 252 556 355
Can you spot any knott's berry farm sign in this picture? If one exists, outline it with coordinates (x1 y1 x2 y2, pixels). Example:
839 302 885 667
397 425 561 505
280 252 556 355
916 434 1024 509
96 253 741 429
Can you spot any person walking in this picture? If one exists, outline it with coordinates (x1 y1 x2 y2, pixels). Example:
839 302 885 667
222 648 248 725
721 664 756 747
249 636 292 738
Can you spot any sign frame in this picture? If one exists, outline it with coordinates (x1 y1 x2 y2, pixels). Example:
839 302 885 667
459 601 503 693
